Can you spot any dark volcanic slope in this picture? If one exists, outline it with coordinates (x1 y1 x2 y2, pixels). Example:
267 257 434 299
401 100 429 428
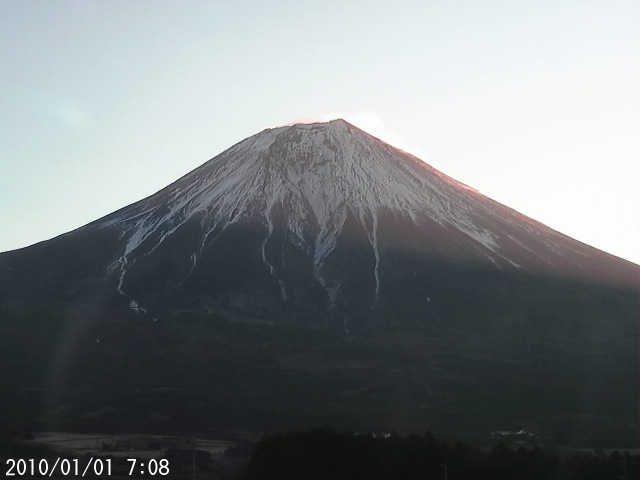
0 120 638 447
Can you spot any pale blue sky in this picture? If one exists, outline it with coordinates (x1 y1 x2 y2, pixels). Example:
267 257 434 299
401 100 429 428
1 1 639 263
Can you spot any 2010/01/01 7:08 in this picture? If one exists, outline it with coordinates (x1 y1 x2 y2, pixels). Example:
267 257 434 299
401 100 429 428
4 458 170 477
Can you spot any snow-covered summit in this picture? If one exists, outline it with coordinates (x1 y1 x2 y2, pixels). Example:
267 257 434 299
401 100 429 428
106 118 496 235
97 119 634 305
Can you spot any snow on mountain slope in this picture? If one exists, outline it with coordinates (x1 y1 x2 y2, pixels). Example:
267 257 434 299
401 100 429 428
87 119 635 307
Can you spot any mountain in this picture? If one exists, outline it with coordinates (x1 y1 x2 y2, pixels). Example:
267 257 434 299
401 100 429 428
1 120 638 447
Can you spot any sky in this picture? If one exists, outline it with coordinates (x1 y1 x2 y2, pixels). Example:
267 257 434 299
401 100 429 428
1 1 639 264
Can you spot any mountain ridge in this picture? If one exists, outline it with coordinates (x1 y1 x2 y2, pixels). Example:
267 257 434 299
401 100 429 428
2 119 637 315
93 119 637 304
0 120 637 445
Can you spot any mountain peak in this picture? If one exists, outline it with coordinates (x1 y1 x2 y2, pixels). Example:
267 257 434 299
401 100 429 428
282 118 355 135
290 118 350 127
90 119 638 310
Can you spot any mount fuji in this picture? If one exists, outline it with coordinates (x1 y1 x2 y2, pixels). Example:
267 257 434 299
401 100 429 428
1 120 637 446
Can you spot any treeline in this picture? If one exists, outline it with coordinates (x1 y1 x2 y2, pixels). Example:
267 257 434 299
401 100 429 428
245 428 638 480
